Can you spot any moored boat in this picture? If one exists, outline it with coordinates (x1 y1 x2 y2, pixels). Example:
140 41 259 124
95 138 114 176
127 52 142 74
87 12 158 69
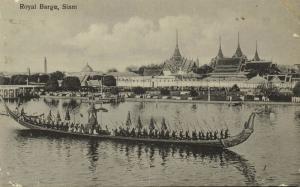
0 99 257 149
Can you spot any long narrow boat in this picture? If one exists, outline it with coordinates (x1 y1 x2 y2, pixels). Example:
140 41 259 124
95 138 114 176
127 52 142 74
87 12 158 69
1 100 256 149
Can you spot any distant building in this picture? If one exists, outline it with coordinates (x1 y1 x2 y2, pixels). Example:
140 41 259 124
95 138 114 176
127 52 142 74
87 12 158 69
66 63 104 86
141 30 198 77
162 30 198 76
44 57 47 74
244 41 273 72
115 32 293 89
209 34 274 80
209 34 248 81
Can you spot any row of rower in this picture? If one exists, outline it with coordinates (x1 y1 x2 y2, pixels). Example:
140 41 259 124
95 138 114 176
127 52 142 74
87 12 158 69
20 115 230 140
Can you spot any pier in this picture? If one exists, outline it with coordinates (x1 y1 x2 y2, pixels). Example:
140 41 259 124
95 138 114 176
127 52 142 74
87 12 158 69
0 85 42 99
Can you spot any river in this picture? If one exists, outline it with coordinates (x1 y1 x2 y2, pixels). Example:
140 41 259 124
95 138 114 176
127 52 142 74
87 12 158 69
0 98 299 186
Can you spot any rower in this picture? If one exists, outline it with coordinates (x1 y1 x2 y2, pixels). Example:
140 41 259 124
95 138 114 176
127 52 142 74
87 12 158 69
179 130 184 140
65 122 69 131
143 128 148 137
185 130 190 140
70 123 74 132
80 124 84 133
214 131 218 140
75 123 79 132
20 108 25 116
149 129 153 138
206 131 210 140
130 127 136 137
209 131 213 140
198 131 202 140
160 129 165 139
165 130 170 139
114 128 119 136
154 129 158 138
220 129 224 139
192 130 197 140
225 128 229 139
171 130 176 139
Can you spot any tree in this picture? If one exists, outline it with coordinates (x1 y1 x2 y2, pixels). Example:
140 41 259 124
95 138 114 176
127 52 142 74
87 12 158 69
193 64 213 74
90 75 116 86
103 75 116 86
109 87 119 95
190 88 199 97
10 74 28 85
39 74 50 83
29 73 40 82
293 82 300 96
45 79 59 91
132 87 145 95
0 76 10 85
160 88 170 96
137 66 145 75
126 65 139 73
230 84 240 92
50 71 65 80
61 76 81 91
107 68 118 73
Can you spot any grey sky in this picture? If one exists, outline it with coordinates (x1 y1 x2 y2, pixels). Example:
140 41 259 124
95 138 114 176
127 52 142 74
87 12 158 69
0 0 299 73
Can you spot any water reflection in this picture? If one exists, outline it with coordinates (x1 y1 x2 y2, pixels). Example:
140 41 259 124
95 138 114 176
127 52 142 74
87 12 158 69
16 129 258 185
43 98 59 108
62 99 81 111
86 140 99 172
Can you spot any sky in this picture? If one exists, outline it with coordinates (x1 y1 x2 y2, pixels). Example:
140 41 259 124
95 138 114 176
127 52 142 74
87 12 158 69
0 0 299 73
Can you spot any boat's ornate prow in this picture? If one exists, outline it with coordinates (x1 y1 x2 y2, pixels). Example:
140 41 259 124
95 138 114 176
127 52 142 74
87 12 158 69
222 112 256 148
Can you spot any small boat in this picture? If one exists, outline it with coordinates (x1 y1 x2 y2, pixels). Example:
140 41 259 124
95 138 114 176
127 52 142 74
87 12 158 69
228 102 243 107
0 99 257 149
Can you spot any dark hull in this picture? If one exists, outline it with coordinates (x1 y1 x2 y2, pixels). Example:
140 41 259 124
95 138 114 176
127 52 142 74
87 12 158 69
2 102 256 149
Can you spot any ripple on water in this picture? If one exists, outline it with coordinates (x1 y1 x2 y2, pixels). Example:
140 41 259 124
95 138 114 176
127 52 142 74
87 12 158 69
0 100 299 186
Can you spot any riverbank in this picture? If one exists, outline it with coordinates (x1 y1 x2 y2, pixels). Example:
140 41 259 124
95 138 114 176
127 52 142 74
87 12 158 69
125 98 300 105
39 95 300 105
39 95 124 103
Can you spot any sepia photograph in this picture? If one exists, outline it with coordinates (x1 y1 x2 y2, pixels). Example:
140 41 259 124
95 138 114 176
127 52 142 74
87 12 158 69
0 0 300 186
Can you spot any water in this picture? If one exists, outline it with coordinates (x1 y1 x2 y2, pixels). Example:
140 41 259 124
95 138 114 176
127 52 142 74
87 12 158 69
0 99 299 186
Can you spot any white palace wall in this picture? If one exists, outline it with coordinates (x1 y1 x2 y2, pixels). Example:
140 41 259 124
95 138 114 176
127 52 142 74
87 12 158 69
116 76 295 89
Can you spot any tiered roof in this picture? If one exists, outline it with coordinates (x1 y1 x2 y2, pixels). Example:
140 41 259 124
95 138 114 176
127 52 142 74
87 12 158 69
162 30 197 74
232 33 246 59
213 58 243 73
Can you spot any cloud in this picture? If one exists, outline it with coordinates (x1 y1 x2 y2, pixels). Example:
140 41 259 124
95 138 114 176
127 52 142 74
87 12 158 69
1 0 300 73
63 15 238 70
293 33 299 38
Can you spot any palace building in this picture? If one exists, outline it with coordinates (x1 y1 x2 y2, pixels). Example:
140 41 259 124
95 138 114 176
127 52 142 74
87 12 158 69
208 34 248 81
208 33 274 81
162 30 199 76
142 31 199 77
244 41 273 72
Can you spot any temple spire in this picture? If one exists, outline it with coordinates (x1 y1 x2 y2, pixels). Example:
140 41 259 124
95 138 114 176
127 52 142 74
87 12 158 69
238 32 240 47
217 36 224 58
233 32 243 58
172 29 182 61
253 40 261 61
176 29 178 48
